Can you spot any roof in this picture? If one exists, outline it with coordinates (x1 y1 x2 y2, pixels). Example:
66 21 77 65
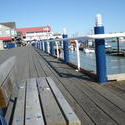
16 26 51 35
0 22 16 29
0 37 12 41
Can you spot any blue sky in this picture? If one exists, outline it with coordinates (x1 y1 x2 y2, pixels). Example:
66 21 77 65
0 0 125 36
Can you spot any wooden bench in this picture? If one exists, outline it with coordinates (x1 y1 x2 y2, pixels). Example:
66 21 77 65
0 57 17 124
11 77 81 125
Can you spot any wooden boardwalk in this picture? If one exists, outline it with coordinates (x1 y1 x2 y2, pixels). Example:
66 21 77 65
1 46 125 125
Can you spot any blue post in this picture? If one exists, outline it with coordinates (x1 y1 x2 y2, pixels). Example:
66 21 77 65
41 41 43 51
62 34 69 63
44 41 47 52
50 39 55 56
94 14 107 83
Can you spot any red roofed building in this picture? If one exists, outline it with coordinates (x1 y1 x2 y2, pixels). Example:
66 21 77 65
16 26 52 41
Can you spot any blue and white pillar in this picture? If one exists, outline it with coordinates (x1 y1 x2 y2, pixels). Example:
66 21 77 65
62 30 69 63
94 14 107 83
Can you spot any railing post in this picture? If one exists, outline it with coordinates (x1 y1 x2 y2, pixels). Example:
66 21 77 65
44 41 47 52
75 40 80 70
35 41 37 48
47 41 50 53
117 37 120 54
56 41 60 58
94 14 107 83
62 34 69 63
40 41 42 50
50 39 55 56
38 41 40 49
43 41 45 51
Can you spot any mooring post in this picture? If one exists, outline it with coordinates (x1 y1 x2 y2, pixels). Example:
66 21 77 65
50 38 55 56
94 14 107 83
62 33 69 64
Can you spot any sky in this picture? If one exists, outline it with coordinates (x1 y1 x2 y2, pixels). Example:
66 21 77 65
0 0 125 36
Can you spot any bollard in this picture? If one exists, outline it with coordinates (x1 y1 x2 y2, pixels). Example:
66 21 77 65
50 39 55 56
94 14 107 83
62 34 69 63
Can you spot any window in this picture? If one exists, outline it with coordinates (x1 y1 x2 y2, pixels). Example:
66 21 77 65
5 29 10 35
0 31 2 36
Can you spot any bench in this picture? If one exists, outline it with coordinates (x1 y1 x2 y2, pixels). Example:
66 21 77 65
11 77 81 125
0 57 17 124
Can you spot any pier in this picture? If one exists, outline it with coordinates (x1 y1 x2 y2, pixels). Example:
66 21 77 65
0 46 125 125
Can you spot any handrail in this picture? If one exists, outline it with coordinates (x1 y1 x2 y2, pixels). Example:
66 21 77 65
40 32 125 43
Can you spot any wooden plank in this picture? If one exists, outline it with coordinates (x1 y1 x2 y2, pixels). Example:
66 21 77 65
5 96 15 125
0 57 16 108
90 83 125 112
37 77 66 125
0 56 16 87
47 77 81 125
25 78 44 125
12 81 26 125
0 77 13 108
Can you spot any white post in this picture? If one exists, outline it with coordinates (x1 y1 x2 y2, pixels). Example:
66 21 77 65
75 40 80 71
56 41 59 58
40 41 42 49
43 41 45 51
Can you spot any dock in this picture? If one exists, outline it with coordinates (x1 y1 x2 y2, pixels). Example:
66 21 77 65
0 46 125 125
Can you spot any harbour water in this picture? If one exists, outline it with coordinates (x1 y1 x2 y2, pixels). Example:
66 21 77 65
61 41 125 75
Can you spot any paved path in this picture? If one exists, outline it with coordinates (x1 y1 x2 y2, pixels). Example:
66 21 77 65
1 46 125 125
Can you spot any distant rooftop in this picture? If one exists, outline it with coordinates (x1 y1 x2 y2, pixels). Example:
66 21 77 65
0 22 16 29
16 26 51 33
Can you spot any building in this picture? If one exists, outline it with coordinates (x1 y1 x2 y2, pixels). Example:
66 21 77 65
0 22 17 40
0 22 17 49
16 26 62 41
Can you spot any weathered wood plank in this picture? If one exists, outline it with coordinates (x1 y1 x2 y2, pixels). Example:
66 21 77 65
0 57 16 108
12 81 26 125
5 96 15 125
47 77 81 125
25 78 44 125
37 77 66 125
90 83 125 112
0 56 16 87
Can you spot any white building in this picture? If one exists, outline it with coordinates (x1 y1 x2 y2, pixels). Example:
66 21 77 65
16 26 62 41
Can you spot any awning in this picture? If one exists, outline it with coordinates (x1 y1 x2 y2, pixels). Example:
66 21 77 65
0 37 12 41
